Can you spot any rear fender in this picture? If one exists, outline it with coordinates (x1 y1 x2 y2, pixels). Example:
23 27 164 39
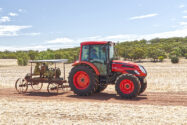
72 61 100 75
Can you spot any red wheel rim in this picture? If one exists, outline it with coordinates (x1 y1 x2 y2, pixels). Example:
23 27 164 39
119 79 134 94
73 71 90 89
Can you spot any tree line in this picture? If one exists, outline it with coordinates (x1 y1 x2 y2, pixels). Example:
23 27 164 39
116 37 187 63
0 48 80 66
0 36 187 65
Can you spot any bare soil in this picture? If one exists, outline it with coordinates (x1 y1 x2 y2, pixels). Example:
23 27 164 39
1 87 187 106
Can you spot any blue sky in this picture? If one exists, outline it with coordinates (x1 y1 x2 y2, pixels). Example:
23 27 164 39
0 0 187 51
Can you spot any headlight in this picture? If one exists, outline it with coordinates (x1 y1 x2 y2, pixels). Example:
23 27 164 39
139 65 147 74
134 70 140 75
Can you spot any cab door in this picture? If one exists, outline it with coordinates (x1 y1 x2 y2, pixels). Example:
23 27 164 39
89 45 107 75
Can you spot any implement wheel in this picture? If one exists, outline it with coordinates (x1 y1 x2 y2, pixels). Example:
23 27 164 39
15 78 28 93
47 83 59 94
31 82 43 91
68 65 98 96
59 84 70 92
115 74 140 99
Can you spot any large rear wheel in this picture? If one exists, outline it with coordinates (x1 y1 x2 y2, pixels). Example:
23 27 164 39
115 74 140 99
68 65 98 96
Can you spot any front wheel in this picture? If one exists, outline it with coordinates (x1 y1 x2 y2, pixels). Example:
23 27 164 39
115 74 140 99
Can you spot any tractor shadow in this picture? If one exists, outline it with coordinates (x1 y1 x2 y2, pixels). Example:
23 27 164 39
68 92 147 101
23 91 67 97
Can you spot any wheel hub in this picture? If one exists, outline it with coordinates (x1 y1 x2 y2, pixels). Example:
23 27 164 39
73 71 90 89
81 78 85 82
125 84 130 89
119 79 134 94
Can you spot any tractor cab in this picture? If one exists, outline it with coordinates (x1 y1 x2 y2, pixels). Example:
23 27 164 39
80 41 114 76
69 41 147 99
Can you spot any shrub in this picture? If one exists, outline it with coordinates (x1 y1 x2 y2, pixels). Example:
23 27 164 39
171 56 179 64
158 56 164 62
17 53 29 66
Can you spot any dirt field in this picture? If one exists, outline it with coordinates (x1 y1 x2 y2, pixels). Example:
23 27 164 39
0 59 187 124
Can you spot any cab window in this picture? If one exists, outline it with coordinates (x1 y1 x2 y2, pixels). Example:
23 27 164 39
89 45 107 64
81 45 89 61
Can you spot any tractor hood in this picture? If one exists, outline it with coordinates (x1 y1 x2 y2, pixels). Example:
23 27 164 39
112 60 147 77
112 60 139 67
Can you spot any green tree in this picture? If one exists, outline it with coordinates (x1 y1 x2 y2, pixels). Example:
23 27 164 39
54 53 62 59
146 47 164 62
131 48 145 61
28 50 38 60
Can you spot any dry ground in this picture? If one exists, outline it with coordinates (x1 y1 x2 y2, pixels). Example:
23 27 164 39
0 98 187 125
0 59 187 124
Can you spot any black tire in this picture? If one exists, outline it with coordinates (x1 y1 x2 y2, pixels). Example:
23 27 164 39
139 78 147 94
95 84 107 93
68 65 99 96
115 74 140 99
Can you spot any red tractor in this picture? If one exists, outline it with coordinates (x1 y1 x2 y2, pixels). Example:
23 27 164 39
69 41 147 99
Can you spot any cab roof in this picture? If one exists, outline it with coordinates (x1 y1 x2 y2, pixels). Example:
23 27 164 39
29 59 68 63
81 41 112 46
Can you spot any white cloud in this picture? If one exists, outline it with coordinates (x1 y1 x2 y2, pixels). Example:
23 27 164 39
44 28 187 49
9 12 18 17
2 27 187 51
84 28 187 41
99 29 187 41
47 37 75 44
129 13 158 20
171 18 177 21
48 28 187 45
183 10 187 13
0 8 2 11
153 24 160 27
179 4 185 8
0 25 32 37
170 25 178 28
0 44 77 51
22 32 40 36
18 9 23 12
179 22 187 25
0 16 10 23
182 16 187 18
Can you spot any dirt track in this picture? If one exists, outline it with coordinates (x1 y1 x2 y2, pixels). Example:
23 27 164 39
0 88 187 106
